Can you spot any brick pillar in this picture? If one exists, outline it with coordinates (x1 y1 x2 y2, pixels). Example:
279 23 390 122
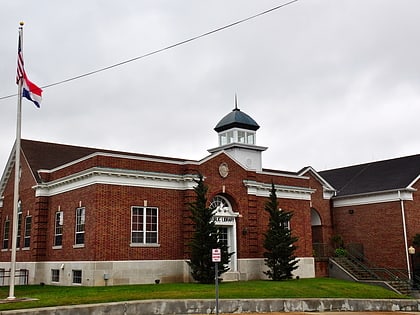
182 189 196 259
32 196 49 260
247 195 259 255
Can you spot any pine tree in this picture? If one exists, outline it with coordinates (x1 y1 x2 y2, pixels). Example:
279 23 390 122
187 174 232 283
263 183 299 280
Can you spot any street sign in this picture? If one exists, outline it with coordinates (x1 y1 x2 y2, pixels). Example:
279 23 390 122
212 248 221 315
212 248 221 262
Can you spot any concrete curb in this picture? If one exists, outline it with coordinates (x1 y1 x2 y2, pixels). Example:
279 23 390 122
1 298 420 315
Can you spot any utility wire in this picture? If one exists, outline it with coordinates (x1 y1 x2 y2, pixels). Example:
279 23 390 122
0 0 298 101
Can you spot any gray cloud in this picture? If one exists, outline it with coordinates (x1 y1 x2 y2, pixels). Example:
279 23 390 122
1 0 420 174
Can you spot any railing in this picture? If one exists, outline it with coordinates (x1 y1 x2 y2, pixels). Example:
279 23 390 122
0 269 29 286
333 255 380 280
314 242 416 294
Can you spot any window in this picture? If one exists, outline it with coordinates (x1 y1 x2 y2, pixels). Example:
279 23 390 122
23 216 32 248
72 270 82 284
219 133 227 146
16 212 22 248
218 227 228 246
16 200 22 248
238 130 246 143
131 207 158 244
54 212 63 247
219 129 255 146
51 269 60 282
279 209 291 230
2 220 9 249
246 132 255 144
227 130 234 144
75 207 85 245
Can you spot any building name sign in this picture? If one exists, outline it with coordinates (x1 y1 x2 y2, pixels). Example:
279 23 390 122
213 216 235 223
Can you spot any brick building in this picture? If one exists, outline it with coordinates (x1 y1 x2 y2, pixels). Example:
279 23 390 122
0 106 419 286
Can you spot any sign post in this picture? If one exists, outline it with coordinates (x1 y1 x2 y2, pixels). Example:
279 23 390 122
212 248 221 315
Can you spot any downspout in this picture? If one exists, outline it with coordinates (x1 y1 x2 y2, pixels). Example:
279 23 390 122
399 190 411 280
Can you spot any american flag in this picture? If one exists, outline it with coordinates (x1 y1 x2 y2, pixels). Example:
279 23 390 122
16 33 24 84
16 30 43 107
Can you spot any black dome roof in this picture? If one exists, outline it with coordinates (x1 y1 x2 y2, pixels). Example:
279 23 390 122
214 107 260 132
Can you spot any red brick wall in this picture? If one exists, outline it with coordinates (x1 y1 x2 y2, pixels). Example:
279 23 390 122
0 152 40 263
198 154 313 259
1 150 315 265
404 180 420 246
46 184 186 261
307 172 333 247
333 201 406 269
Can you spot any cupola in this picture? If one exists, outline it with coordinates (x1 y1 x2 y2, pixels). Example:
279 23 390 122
208 98 267 171
214 104 260 147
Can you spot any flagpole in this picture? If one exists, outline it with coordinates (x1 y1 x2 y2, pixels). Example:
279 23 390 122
7 22 24 301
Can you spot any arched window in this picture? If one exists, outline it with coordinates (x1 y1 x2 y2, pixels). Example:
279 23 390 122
210 195 232 214
311 208 322 226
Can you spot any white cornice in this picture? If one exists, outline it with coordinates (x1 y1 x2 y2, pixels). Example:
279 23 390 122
332 189 415 207
408 174 420 189
243 180 314 200
258 169 309 180
0 145 16 198
208 143 268 154
34 167 199 197
323 188 336 200
37 152 199 175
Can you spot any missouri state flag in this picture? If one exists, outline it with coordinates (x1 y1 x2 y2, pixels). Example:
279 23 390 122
16 33 42 108
21 73 42 108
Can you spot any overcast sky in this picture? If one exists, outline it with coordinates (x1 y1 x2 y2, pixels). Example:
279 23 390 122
1 0 420 175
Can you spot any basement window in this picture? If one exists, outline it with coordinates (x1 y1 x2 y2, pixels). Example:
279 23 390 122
51 269 60 283
72 270 82 284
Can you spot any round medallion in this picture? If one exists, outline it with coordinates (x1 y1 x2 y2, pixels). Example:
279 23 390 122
218 162 229 178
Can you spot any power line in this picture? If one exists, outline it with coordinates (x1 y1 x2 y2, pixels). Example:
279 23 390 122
0 0 298 101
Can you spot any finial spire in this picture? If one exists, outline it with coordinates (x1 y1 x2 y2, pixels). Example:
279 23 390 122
234 93 239 111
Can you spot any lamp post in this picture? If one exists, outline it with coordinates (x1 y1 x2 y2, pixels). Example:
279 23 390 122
409 246 416 288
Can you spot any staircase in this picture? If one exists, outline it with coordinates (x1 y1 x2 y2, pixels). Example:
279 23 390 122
333 256 380 280
330 251 413 295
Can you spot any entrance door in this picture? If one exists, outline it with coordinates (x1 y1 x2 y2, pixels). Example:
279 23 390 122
210 195 239 272
218 227 228 247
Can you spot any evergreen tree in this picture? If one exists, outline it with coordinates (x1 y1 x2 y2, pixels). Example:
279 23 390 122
187 174 232 283
263 183 299 280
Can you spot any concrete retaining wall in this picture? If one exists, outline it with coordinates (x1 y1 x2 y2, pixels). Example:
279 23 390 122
1 298 420 315
0 258 315 287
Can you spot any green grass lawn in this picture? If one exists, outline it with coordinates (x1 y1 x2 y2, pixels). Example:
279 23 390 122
0 278 409 311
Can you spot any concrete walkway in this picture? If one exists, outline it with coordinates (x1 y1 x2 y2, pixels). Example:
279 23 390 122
1 298 420 315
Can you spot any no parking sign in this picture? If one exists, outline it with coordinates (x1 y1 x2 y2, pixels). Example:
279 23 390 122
212 248 221 262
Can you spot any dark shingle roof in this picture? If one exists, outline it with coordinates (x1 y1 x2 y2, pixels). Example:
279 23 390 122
22 139 100 172
20 139 188 183
214 108 259 132
319 154 420 196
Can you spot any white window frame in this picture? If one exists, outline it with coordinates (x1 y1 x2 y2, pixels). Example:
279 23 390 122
23 216 32 248
74 207 85 246
218 128 256 146
54 211 63 247
131 206 159 246
72 270 82 284
51 269 60 283
279 208 291 230
2 220 9 250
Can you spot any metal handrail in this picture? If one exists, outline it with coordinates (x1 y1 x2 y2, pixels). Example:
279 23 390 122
345 248 409 281
334 246 414 293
